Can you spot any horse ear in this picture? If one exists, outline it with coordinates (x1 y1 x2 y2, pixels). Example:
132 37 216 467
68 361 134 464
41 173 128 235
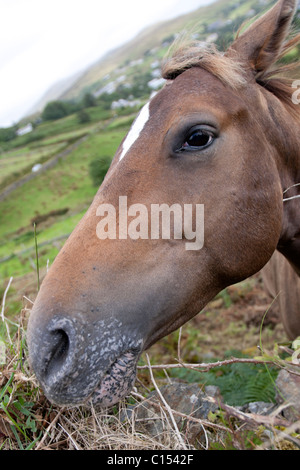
226 0 297 75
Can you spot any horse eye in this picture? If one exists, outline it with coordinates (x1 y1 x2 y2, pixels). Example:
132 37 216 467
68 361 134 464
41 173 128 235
182 130 214 150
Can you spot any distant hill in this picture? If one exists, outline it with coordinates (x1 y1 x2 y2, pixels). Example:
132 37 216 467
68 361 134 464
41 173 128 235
27 0 281 116
26 70 84 116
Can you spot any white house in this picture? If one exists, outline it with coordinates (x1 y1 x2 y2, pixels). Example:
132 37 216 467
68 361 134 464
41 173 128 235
32 163 42 173
148 78 165 90
17 123 33 136
111 98 141 110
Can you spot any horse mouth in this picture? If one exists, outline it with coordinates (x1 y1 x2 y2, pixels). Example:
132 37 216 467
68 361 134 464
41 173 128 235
89 350 139 407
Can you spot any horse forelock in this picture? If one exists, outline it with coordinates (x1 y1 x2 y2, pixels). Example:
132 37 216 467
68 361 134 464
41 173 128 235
161 33 300 120
161 42 247 90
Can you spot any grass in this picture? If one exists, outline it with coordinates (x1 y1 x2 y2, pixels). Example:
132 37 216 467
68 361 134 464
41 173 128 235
0 142 66 183
0 107 112 153
169 352 279 406
0 127 127 241
0 111 132 313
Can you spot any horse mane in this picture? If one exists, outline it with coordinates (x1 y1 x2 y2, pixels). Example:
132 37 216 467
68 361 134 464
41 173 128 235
161 31 300 118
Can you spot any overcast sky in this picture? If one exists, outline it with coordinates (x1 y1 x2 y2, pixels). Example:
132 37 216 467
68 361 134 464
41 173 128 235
0 0 215 128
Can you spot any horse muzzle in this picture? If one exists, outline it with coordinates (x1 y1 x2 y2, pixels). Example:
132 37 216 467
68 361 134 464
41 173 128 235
27 311 143 407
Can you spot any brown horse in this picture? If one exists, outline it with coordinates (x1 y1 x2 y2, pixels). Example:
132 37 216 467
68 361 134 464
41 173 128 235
27 0 300 407
262 251 300 339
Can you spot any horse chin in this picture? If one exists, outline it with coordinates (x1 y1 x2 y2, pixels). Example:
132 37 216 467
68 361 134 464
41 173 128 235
88 350 139 407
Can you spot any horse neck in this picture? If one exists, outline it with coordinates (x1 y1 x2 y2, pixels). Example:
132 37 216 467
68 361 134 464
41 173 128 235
275 103 300 275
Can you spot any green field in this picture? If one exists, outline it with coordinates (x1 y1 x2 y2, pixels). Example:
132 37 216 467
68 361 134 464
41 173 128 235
0 101 139 336
0 117 133 275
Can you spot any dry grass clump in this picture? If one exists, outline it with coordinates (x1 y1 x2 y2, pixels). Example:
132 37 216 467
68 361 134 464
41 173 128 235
33 402 179 451
0 332 190 451
1 279 300 450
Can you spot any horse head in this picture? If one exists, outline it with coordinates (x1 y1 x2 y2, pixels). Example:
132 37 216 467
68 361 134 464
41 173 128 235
27 0 300 406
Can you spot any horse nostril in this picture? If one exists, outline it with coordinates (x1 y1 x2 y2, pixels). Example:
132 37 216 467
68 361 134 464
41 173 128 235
44 329 70 378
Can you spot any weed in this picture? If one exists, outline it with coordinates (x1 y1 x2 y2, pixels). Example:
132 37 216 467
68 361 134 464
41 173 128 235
33 224 40 292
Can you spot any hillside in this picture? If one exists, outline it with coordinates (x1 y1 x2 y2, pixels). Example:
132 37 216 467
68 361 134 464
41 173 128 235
29 0 276 113
26 70 84 117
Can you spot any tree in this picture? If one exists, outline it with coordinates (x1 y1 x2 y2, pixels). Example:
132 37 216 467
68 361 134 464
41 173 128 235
42 101 68 121
77 110 91 124
89 156 111 187
0 126 16 142
82 93 96 108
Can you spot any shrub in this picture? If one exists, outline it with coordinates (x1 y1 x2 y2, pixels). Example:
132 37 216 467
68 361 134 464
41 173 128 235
89 156 111 187
82 93 96 108
77 110 91 124
0 127 16 142
42 101 69 121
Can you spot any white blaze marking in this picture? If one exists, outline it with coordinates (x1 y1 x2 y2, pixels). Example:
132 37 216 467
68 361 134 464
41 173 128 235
119 102 150 161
